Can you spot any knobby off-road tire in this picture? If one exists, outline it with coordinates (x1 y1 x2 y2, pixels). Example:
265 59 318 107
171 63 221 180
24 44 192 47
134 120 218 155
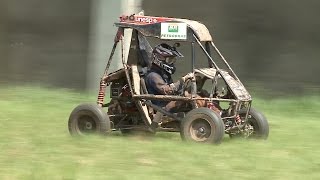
68 103 111 136
180 108 225 144
239 108 269 139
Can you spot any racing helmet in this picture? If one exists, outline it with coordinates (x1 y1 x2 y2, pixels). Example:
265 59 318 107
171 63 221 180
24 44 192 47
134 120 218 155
152 43 184 75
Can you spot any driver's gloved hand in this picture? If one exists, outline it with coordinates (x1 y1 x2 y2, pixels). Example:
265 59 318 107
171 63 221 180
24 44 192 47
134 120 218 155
182 72 194 82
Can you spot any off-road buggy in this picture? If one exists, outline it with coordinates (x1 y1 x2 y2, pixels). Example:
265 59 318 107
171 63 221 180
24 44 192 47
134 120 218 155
68 12 269 144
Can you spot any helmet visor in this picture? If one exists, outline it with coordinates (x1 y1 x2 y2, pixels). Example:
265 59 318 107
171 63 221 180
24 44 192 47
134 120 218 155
165 57 177 65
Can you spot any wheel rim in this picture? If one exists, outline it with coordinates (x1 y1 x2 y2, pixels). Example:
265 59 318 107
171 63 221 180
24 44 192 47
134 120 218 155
248 115 259 136
189 118 212 142
76 115 97 134
240 114 257 137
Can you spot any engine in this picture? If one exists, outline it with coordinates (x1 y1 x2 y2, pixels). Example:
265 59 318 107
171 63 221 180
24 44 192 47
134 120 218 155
107 78 143 128
108 78 137 114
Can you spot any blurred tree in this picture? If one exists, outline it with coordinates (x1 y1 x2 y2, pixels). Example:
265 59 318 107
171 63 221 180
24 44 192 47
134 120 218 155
0 1 9 84
2 0 90 89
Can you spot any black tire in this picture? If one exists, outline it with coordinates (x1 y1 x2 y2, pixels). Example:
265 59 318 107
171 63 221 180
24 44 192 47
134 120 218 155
68 103 110 136
239 107 269 139
180 108 225 144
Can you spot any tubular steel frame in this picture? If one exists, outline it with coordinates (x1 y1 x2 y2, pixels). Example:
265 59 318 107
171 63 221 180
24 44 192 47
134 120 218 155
97 24 252 128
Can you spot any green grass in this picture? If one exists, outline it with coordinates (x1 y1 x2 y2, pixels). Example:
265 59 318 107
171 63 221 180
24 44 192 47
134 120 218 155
0 86 319 180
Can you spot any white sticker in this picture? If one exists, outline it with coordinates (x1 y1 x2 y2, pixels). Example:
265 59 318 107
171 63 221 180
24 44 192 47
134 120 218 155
161 23 187 40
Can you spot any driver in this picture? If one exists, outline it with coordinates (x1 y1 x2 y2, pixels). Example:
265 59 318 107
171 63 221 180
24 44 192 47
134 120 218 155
145 43 193 128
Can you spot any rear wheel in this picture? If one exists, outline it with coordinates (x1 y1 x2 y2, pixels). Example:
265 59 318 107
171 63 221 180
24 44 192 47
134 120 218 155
68 103 110 136
180 108 225 144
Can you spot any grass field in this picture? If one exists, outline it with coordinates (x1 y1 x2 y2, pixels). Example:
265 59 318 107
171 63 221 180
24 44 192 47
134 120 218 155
0 86 319 180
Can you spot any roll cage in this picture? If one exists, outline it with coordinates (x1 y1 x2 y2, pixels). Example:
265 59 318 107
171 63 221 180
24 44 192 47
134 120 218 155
97 12 252 125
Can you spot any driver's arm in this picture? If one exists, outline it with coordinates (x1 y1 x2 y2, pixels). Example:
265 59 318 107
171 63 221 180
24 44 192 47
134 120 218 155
147 73 184 95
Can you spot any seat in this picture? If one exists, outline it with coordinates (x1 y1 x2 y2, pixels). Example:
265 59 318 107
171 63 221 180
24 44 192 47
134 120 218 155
131 64 153 125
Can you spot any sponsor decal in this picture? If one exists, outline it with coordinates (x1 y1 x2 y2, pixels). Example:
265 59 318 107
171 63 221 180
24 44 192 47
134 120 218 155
120 15 173 24
161 23 187 40
135 16 158 24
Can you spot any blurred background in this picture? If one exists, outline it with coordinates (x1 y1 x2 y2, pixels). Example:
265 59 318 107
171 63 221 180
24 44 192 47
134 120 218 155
0 0 319 96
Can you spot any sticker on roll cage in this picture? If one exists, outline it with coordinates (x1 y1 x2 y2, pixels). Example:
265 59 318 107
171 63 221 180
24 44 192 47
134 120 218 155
161 23 187 40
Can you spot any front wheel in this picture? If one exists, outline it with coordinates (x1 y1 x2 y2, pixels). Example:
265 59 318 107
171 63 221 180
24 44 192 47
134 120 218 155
180 108 225 144
68 103 111 136
236 108 269 139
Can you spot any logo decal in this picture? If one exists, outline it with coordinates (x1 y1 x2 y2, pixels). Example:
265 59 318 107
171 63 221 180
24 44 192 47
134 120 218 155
168 25 179 32
161 23 187 40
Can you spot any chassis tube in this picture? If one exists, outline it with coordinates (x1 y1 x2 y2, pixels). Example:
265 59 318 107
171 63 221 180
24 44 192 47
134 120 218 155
97 40 119 106
205 41 213 68
102 27 123 79
133 94 239 102
190 41 198 109
210 41 242 84
120 38 134 96
103 41 118 78
191 41 195 73
193 34 220 71
144 101 181 121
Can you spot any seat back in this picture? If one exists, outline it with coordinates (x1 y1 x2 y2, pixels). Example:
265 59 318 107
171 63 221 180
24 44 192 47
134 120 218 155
131 64 152 124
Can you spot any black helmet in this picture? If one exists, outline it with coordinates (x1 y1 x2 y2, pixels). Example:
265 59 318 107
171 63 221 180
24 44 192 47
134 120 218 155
153 43 184 58
152 43 183 75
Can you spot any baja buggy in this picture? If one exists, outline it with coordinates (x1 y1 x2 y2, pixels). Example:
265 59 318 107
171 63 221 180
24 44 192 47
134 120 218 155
68 12 269 144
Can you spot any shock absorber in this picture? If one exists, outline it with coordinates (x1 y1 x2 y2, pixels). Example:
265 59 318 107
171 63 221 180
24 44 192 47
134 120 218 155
97 79 107 106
